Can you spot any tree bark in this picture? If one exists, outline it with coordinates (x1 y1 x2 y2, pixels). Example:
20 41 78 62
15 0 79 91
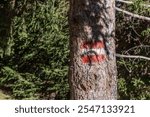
69 0 117 99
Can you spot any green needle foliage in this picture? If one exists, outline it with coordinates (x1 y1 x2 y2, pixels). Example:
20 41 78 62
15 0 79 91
0 0 69 99
116 0 150 99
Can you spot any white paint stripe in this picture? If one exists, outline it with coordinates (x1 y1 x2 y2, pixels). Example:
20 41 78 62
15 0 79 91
81 48 106 55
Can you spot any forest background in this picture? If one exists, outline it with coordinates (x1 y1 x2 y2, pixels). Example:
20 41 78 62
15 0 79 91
0 0 149 99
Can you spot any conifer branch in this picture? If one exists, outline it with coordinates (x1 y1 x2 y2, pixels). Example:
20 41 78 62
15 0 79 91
115 7 150 21
116 54 150 61
116 0 150 8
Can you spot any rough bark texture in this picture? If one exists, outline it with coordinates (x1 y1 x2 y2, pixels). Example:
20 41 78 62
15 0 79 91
69 0 117 99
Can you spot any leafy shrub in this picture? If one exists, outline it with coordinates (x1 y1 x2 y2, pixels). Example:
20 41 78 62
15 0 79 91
116 0 150 99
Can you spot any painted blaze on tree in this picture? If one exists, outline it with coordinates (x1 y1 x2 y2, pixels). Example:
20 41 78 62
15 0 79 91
69 0 117 99
81 40 106 63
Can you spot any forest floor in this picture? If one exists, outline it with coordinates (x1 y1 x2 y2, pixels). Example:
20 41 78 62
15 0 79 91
0 90 11 100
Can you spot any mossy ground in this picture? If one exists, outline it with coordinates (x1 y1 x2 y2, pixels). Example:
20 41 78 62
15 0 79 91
0 90 11 100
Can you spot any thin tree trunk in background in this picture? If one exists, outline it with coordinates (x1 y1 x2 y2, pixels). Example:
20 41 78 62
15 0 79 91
69 0 117 99
0 0 15 57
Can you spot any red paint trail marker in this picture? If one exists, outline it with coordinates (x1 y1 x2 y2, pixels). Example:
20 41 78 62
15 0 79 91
81 41 105 49
81 41 106 63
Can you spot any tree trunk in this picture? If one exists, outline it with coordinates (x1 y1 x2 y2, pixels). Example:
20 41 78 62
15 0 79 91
69 0 117 99
0 0 16 57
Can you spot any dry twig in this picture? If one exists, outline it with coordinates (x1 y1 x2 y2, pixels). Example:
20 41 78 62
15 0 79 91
116 7 150 21
116 54 150 61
